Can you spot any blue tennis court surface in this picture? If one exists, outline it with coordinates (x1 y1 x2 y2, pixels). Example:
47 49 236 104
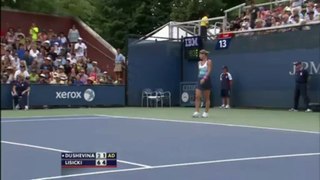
1 115 319 180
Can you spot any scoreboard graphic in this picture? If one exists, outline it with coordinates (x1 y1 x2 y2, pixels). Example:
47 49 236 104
61 152 117 168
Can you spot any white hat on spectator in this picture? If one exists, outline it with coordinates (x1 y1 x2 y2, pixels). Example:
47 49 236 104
92 61 98 65
58 65 64 69
44 40 50 44
78 37 83 40
40 73 46 78
284 6 291 12
54 42 59 45
60 75 68 81
103 71 108 74
52 72 59 78
45 57 52 61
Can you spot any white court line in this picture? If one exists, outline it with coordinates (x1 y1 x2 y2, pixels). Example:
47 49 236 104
1 114 89 119
1 114 319 134
32 152 320 180
1 140 152 169
1 117 104 123
95 114 320 134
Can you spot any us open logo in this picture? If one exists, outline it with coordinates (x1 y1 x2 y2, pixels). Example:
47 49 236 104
84 89 95 102
181 92 189 103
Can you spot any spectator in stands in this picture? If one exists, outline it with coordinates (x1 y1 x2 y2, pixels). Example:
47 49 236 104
92 61 100 74
305 2 315 14
29 44 40 59
289 14 303 24
74 37 87 60
99 71 112 84
17 44 25 60
60 76 68 84
42 40 51 53
29 60 39 72
29 68 39 83
69 67 78 81
86 58 94 73
14 62 29 80
47 46 57 61
15 33 25 48
58 32 68 47
5 27 15 46
255 18 265 28
39 73 49 84
57 65 67 78
239 16 252 33
69 53 77 65
68 25 80 50
71 74 82 85
290 0 303 12
314 4 320 20
281 13 291 25
79 68 88 84
25 37 32 51
200 12 209 40
5 66 15 84
219 66 233 109
1 49 14 62
47 29 54 40
50 34 61 47
38 30 48 42
1 53 12 73
12 73 30 110
50 72 60 84
40 57 54 75
29 23 39 42
87 76 96 85
89 63 99 81
22 50 33 68
249 0 261 29
12 52 21 70
64 58 72 75
114 48 125 83
305 11 316 22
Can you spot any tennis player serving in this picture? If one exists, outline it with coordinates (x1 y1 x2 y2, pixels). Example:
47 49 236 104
193 49 212 118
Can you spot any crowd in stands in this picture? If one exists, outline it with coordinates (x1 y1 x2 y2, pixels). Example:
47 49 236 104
228 0 320 32
1 23 113 85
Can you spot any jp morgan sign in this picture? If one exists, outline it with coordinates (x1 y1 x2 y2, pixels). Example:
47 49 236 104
289 61 320 75
56 89 95 102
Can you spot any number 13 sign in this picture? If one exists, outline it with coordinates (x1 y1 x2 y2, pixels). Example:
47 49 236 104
215 33 233 50
215 38 232 50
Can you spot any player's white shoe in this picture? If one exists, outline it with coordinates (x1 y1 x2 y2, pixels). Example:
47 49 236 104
201 112 208 118
289 108 298 112
225 105 230 109
219 104 225 108
305 109 312 112
192 111 200 118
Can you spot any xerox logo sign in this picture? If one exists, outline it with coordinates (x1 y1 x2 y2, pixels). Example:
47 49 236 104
56 89 95 102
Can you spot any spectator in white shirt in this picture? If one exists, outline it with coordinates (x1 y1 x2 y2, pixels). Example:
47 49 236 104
29 44 40 59
305 11 316 22
74 37 87 60
314 4 320 20
289 14 303 24
14 64 29 80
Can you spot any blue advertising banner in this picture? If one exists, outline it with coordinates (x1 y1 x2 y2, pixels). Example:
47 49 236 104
180 82 197 107
1 84 125 109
